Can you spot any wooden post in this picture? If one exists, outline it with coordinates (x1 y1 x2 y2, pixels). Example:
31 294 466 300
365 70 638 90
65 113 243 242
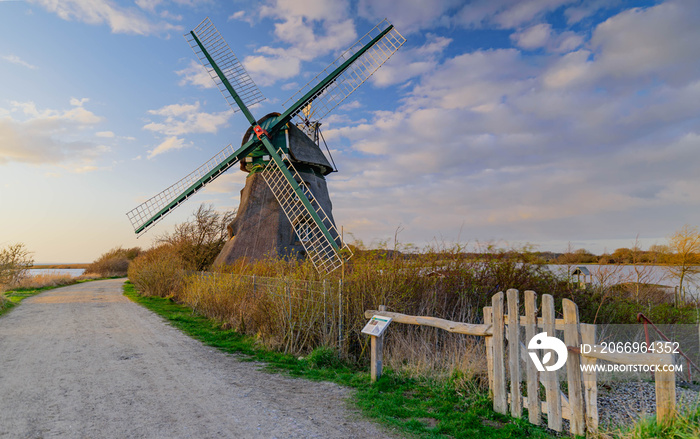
563 299 586 436
370 305 386 382
655 353 676 425
507 289 522 418
492 292 507 414
524 290 540 425
542 294 562 432
580 324 598 434
484 306 495 396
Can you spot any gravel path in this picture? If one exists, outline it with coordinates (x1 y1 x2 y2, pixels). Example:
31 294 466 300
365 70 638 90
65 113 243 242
0 279 397 438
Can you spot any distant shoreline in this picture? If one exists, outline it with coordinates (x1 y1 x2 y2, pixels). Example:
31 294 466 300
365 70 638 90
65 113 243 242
31 264 89 269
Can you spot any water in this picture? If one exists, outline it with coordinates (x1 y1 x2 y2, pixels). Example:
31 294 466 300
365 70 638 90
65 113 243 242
546 264 699 299
29 268 86 278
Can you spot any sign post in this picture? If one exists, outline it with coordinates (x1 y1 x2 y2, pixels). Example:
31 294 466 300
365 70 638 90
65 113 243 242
362 305 391 382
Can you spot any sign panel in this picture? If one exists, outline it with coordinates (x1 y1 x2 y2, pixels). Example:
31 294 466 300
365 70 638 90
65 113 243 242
361 315 392 336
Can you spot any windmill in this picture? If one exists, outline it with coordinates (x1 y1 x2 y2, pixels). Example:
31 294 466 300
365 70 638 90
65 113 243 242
126 18 405 274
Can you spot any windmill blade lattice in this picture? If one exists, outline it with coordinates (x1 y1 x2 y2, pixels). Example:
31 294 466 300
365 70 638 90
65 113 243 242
126 143 240 235
261 149 351 274
186 18 265 114
283 19 405 132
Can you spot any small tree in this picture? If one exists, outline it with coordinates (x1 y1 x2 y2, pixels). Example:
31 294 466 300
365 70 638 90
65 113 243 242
157 204 235 271
0 243 34 290
667 225 700 305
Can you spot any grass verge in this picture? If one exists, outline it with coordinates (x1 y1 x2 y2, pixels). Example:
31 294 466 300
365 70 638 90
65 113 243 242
123 280 557 439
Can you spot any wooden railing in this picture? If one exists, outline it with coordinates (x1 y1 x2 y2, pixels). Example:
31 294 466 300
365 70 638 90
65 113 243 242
365 289 677 437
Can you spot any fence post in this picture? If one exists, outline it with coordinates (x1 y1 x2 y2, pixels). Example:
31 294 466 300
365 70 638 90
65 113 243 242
338 279 343 350
563 299 586 436
492 292 507 414
484 306 495 395
581 323 598 434
371 305 386 382
524 290 540 425
542 294 562 432
507 289 522 418
656 353 676 425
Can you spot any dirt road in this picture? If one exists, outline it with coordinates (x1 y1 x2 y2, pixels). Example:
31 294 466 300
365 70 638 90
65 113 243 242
0 279 396 438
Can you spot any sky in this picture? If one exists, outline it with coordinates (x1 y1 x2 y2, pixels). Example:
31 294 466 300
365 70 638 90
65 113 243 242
1 0 699 263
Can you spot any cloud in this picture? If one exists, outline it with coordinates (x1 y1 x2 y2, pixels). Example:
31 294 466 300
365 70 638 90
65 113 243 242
2 54 37 69
589 0 700 85
176 60 216 89
370 33 451 87
0 100 107 165
321 2 700 249
96 131 115 138
29 0 182 36
358 0 460 33
240 0 358 85
143 102 231 136
455 0 576 29
147 136 188 159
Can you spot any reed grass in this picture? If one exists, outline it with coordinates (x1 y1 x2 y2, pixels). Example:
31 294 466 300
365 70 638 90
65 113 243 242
128 242 566 371
11 273 74 289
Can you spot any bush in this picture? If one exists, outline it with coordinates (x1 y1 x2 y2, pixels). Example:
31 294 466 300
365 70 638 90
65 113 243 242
157 204 234 271
128 244 185 298
85 247 141 277
0 243 33 291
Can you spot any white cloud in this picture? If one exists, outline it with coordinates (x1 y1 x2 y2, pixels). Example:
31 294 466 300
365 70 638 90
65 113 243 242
511 23 550 49
243 53 301 86
589 0 700 85
511 23 583 53
147 136 188 158
29 0 182 36
241 0 358 85
358 0 460 33
176 60 215 89
2 54 37 69
143 102 231 136
370 34 451 87
0 100 107 165
70 97 89 107
96 131 115 138
455 0 576 29
564 0 621 24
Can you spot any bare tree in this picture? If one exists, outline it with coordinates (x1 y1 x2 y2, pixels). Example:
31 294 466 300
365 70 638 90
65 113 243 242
0 243 34 290
666 225 700 305
158 204 236 271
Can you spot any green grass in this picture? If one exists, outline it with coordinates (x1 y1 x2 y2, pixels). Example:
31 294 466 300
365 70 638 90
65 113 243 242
611 403 700 439
123 281 557 439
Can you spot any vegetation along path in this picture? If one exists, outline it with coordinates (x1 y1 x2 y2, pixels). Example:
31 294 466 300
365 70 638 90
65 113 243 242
0 279 396 438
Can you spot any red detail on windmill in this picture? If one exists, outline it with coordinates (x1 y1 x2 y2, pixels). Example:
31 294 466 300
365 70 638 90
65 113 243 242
253 125 269 140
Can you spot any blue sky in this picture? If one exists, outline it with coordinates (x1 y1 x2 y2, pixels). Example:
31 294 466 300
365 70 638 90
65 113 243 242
1 0 698 263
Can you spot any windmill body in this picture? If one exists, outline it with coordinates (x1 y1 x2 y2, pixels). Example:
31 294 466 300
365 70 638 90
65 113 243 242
214 114 339 265
127 18 405 274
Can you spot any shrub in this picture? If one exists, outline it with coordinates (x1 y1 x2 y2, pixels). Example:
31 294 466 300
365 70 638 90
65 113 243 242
0 243 33 291
128 244 185 298
156 204 235 271
85 247 141 277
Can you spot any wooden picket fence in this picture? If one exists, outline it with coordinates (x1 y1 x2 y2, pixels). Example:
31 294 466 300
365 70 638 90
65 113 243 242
365 288 677 437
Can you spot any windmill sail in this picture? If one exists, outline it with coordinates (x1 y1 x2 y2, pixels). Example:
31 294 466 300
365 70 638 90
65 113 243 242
127 141 253 235
261 148 351 273
283 19 405 129
186 18 265 114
